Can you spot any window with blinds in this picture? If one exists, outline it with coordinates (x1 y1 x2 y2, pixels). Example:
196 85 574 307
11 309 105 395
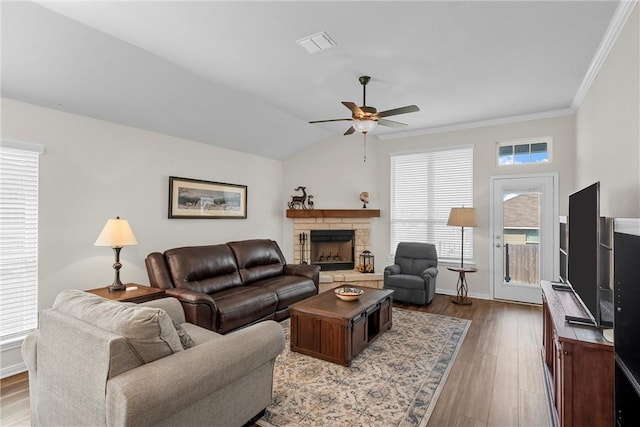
0 141 43 348
390 146 474 264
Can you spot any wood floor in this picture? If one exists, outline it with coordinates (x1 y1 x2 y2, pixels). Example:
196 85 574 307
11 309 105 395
0 294 550 427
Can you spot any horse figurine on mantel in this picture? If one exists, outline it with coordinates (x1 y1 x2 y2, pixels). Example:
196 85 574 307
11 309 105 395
288 186 308 210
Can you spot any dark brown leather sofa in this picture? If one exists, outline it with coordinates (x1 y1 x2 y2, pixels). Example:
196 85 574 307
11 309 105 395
145 239 320 334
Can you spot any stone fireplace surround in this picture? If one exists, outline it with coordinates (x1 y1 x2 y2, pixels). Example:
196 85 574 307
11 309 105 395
287 209 383 293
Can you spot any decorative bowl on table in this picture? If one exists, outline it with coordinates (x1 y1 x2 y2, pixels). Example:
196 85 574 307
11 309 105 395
334 286 364 301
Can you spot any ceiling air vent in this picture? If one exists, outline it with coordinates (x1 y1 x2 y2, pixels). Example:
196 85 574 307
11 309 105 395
296 31 336 54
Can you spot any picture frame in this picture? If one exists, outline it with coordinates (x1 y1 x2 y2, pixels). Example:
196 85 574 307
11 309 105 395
168 176 247 219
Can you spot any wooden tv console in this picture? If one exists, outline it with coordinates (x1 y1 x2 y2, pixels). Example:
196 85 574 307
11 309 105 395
541 281 613 427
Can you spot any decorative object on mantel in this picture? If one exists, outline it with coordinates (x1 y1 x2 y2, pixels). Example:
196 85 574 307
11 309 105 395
94 216 138 292
359 191 369 208
168 176 247 219
287 186 309 210
308 75 420 162
355 250 375 273
307 195 314 209
447 206 478 268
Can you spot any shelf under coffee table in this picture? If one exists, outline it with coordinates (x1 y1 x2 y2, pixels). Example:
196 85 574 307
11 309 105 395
289 287 394 366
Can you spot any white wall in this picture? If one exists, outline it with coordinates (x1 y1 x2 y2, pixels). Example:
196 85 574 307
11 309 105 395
1 97 284 375
575 5 640 217
283 115 576 300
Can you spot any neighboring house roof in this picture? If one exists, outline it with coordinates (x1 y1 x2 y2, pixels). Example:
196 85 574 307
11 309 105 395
504 193 540 228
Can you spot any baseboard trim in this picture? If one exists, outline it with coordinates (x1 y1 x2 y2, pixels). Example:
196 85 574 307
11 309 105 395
1 362 27 379
435 288 492 300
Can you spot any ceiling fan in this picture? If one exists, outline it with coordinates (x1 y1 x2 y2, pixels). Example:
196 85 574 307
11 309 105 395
309 75 420 136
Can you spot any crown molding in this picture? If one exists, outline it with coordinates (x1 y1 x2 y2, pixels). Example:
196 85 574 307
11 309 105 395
571 0 638 110
377 108 574 140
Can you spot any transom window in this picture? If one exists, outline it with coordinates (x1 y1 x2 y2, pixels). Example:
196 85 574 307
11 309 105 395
498 137 551 166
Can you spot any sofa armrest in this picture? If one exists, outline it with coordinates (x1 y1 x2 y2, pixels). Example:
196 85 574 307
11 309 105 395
145 252 175 290
140 297 186 324
284 263 320 289
384 264 401 279
164 288 219 331
105 320 285 426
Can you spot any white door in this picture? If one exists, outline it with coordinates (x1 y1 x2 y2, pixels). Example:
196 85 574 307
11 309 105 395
490 174 557 304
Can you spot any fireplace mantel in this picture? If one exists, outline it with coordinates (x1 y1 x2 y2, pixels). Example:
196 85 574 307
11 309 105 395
286 209 380 219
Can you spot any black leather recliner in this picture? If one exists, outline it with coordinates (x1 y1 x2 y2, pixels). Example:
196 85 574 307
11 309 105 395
384 242 438 305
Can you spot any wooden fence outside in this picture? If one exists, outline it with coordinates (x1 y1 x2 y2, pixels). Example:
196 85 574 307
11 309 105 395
504 243 539 285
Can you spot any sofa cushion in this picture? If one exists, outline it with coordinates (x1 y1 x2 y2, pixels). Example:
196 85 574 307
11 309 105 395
53 290 183 363
250 275 317 311
165 244 242 293
228 239 286 284
211 286 278 333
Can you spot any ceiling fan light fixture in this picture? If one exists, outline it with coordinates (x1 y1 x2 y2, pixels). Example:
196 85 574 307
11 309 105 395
352 119 377 134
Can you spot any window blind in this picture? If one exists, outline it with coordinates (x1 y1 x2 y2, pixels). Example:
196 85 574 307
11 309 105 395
0 142 42 347
390 147 474 263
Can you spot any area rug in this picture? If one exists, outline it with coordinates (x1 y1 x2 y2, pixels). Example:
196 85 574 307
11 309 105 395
257 308 471 427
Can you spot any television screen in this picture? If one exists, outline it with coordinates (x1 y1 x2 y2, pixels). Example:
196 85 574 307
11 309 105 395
568 182 600 326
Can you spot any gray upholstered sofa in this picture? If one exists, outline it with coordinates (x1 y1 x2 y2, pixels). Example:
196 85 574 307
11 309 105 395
21 290 285 427
384 242 438 305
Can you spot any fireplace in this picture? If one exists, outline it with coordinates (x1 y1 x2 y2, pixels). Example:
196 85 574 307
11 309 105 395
310 230 355 271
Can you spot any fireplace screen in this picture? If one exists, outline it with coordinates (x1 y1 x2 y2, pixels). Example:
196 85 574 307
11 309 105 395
310 230 355 271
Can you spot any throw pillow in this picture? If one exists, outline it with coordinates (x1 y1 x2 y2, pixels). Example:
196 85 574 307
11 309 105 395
172 319 195 349
53 290 183 363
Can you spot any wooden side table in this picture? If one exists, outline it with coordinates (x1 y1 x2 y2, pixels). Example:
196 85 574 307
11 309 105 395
86 283 165 303
448 266 477 305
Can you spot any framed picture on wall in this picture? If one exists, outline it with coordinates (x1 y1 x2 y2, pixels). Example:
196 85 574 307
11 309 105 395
168 176 247 219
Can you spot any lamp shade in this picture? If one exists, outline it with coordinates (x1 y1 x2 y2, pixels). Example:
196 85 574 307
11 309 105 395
447 207 478 228
94 217 138 247
352 119 378 134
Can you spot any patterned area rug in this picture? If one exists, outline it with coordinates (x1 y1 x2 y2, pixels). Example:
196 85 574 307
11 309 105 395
258 307 470 427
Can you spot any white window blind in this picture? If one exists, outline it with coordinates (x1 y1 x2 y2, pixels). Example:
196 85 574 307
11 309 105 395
0 142 42 347
390 147 474 264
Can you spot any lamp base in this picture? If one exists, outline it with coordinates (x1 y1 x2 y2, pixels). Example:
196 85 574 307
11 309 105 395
108 246 126 292
108 282 127 292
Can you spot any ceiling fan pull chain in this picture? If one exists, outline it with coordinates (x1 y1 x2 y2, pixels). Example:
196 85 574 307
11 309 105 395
363 133 367 162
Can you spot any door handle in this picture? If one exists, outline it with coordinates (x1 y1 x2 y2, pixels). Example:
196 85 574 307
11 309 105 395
495 243 501 248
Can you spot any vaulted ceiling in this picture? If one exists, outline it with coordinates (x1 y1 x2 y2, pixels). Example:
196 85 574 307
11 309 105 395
1 1 619 159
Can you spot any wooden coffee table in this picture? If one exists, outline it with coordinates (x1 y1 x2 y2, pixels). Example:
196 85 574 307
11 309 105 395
289 287 393 366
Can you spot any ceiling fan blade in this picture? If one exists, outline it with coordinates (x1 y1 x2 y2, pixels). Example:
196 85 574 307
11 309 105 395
309 118 352 124
378 118 408 129
344 126 356 135
342 101 363 116
377 105 420 118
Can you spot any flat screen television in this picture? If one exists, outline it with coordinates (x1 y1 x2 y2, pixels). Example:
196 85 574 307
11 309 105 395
558 216 568 283
567 182 606 327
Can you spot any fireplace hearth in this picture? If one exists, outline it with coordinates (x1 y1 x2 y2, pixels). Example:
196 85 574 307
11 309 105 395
310 230 355 271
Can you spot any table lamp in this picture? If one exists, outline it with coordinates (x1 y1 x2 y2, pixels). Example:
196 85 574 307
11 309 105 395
94 216 138 291
447 207 478 268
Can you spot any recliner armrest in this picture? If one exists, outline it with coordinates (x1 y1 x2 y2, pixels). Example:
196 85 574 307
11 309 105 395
145 252 175 289
284 263 321 289
384 264 401 279
422 266 438 279
164 288 219 331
